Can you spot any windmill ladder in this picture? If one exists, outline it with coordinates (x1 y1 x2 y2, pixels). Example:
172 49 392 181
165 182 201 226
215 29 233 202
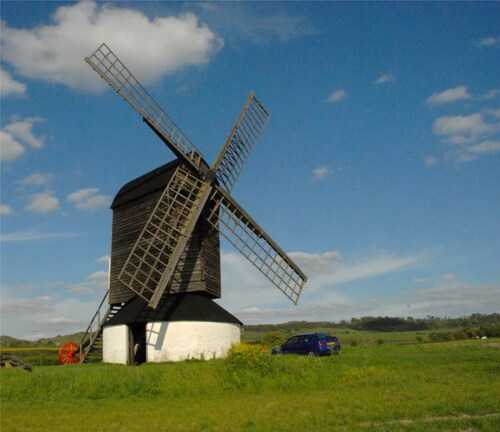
78 290 123 363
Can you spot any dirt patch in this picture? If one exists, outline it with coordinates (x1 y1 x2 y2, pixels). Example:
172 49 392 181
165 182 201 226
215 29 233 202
361 412 500 427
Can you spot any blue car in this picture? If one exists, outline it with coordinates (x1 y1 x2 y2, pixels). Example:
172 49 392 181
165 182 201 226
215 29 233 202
273 332 341 357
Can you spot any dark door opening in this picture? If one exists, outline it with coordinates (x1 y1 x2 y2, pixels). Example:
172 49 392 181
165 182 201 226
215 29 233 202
128 323 146 365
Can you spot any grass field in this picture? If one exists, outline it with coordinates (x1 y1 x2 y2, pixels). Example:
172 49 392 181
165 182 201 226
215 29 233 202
0 327 465 367
1 340 499 431
242 326 446 345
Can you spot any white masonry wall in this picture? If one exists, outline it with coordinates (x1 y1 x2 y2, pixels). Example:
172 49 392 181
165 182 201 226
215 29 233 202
102 324 129 364
102 321 241 364
146 321 241 362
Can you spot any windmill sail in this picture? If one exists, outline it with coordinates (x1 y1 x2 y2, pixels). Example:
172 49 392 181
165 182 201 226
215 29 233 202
207 187 307 304
86 43 308 310
85 43 204 174
118 164 212 308
212 92 270 192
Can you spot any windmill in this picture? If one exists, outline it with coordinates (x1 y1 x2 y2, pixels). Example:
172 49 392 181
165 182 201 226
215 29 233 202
79 43 307 364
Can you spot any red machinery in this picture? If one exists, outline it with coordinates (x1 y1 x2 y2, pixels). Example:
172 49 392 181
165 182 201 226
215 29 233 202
58 342 81 365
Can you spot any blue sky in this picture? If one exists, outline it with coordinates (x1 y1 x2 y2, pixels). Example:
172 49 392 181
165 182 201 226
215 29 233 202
1 1 499 339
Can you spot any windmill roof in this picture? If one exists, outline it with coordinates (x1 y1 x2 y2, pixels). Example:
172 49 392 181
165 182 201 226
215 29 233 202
111 159 179 209
105 292 242 326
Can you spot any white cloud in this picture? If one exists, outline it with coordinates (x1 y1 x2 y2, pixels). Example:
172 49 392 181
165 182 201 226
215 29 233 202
230 282 500 325
307 253 424 293
195 3 317 44
406 284 500 315
438 273 457 281
233 297 350 324
0 294 100 339
1 1 223 92
217 250 425 316
426 86 472 105
0 118 44 163
474 36 500 47
18 173 52 186
0 69 27 97
413 274 457 283
444 134 478 145
312 166 331 180
0 129 25 162
0 259 110 338
96 255 110 263
218 252 272 310
89 270 108 283
288 251 341 277
375 72 395 84
481 88 500 100
468 140 500 154
47 316 80 325
452 152 476 164
68 270 109 294
0 204 13 215
0 230 80 242
3 118 44 148
67 188 111 210
26 191 60 213
431 111 500 163
326 89 347 103
424 155 439 167
433 113 493 137
2 295 54 312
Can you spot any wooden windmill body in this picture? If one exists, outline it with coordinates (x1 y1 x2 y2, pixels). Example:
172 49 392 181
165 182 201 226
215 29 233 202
85 44 307 364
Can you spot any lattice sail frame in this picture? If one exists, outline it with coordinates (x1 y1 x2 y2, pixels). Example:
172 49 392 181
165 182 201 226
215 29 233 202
85 43 203 173
86 43 307 309
208 188 306 304
212 91 270 192
118 164 212 307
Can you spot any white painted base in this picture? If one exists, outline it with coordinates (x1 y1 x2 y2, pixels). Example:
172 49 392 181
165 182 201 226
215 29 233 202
102 321 241 364
102 324 129 364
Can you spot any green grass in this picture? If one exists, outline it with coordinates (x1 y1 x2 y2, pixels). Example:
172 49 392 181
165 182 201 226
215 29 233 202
1 340 499 431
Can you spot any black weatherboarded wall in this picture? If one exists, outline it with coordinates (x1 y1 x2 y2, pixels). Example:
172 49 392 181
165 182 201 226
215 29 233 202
109 160 221 305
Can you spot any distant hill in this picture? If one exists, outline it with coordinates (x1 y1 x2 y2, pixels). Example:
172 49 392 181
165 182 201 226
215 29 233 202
244 313 500 333
0 332 85 348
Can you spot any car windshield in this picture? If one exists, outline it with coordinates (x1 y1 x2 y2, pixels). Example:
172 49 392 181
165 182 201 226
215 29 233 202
316 333 331 339
284 336 300 345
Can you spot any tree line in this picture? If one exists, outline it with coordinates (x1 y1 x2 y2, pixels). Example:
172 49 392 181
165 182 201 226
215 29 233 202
243 312 500 333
